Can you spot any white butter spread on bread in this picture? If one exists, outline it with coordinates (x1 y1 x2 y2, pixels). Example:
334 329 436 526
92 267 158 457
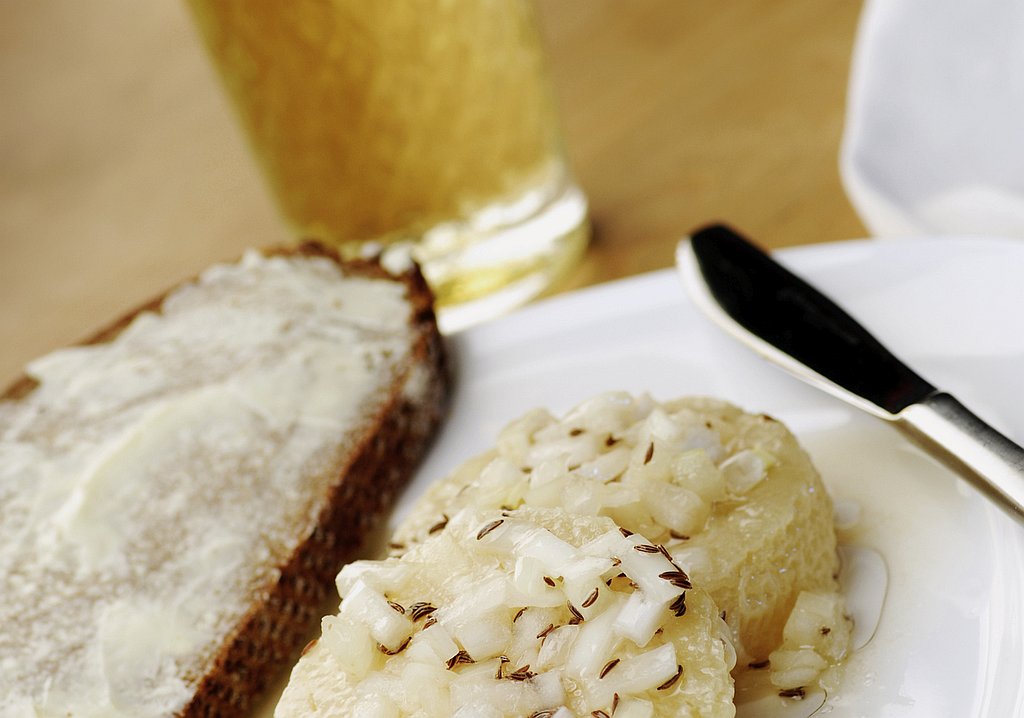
0 246 448 717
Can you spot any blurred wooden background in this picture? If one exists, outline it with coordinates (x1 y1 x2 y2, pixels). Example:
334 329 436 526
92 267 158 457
0 0 865 380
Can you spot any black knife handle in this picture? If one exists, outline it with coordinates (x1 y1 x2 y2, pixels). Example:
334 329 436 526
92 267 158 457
689 224 936 415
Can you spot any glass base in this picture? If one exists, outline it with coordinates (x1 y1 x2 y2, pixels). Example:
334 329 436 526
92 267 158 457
385 178 591 333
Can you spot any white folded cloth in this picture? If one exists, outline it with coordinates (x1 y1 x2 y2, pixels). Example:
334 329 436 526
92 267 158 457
841 0 1024 237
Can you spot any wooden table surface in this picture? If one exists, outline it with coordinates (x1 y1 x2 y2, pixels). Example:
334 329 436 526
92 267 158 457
0 0 866 381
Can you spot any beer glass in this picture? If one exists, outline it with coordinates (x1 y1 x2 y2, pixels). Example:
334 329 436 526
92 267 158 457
187 0 590 330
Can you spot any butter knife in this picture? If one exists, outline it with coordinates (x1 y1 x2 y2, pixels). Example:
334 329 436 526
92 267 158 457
676 223 1024 526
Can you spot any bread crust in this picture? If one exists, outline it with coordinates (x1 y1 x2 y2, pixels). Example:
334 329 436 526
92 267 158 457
1 242 450 717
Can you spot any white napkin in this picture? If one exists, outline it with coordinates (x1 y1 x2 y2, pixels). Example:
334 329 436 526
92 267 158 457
841 0 1024 237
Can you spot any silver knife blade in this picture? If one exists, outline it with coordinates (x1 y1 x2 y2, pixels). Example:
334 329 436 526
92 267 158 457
677 223 1024 525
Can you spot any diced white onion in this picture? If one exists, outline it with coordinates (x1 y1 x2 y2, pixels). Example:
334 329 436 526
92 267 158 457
512 556 565 607
578 529 624 558
531 670 568 710
561 391 643 436
574 446 631 483
613 589 667 648
605 642 679 695
782 591 846 656
720 448 771 494
613 696 656 718
512 526 582 577
613 535 679 604
451 705 503 718
591 481 642 509
497 408 556 464
474 456 529 509
645 407 687 444
641 481 709 536
398 661 452 715
529 423 603 467
561 556 615 612
319 614 375 679
679 425 725 461
565 596 623 678
341 579 414 652
335 559 409 598
405 623 460 665
440 574 512 619
670 448 726 504
523 474 570 508
769 590 852 690
536 624 580 671
768 648 828 689
449 606 512 660
320 494 744 717
508 605 563 668
448 670 564 716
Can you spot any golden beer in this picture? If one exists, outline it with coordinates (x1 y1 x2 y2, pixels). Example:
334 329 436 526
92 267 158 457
188 0 589 327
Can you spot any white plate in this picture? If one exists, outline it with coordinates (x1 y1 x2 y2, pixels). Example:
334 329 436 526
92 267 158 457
391 236 1024 718
258 237 1024 717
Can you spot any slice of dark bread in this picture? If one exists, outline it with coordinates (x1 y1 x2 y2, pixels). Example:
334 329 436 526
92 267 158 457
0 242 449 717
